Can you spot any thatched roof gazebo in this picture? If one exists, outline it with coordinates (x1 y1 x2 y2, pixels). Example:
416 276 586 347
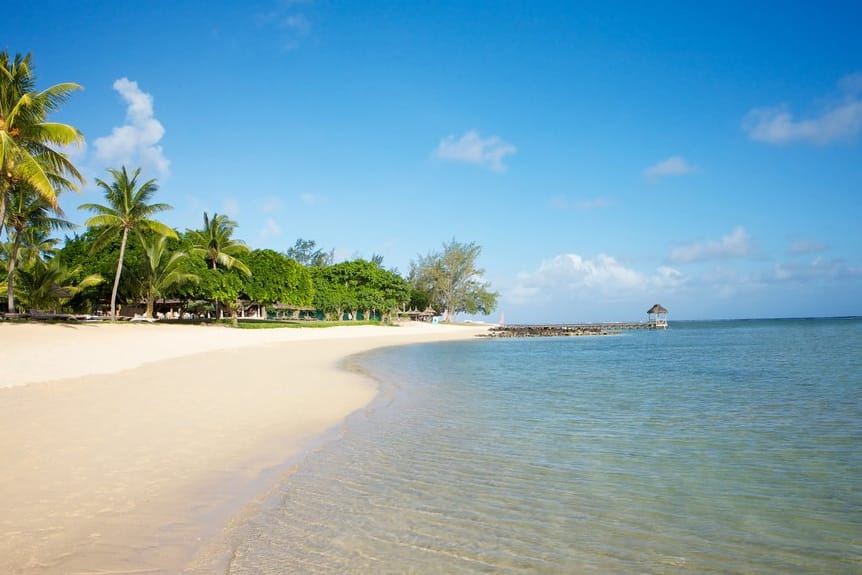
647 304 668 328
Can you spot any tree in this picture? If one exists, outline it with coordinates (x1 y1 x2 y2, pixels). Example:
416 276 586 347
79 166 176 319
0 51 84 237
242 249 314 313
187 212 250 323
4 183 74 312
285 237 333 267
56 228 144 312
15 257 102 313
135 234 198 318
310 259 410 322
409 239 498 321
188 212 251 273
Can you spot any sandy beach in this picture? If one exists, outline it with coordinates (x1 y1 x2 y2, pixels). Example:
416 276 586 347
0 321 487 574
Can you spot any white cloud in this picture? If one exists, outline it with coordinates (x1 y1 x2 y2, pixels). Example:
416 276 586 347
643 156 696 181
670 227 754 264
743 72 862 145
509 253 685 305
434 130 516 172
93 78 169 176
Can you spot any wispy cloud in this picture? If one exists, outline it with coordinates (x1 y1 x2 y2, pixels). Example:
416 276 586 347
764 258 862 283
788 238 828 256
576 197 611 210
260 217 281 240
223 198 240 219
300 192 323 205
548 195 569 210
434 130 516 172
670 226 754 264
93 78 169 176
256 1 314 50
259 195 282 214
548 195 612 210
643 156 696 181
743 72 862 145
509 253 685 305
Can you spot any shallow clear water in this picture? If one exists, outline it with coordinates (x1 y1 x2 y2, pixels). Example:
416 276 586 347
227 319 862 574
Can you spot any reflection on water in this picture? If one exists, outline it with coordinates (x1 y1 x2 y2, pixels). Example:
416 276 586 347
228 319 862 574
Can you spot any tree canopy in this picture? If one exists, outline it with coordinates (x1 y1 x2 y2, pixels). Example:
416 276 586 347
409 239 498 320
242 249 314 308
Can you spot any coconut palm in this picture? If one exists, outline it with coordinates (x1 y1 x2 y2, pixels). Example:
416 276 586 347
5 183 75 312
188 212 251 274
15 257 102 313
136 234 198 318
187 212 250 324
0 51 84 236
79 166 176 319
15 226 60 265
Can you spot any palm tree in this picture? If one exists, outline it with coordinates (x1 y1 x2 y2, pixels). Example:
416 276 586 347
15 257 102 313
79 166 176 319
188 212 251 273
136 234 198 318
0 51 84 236
4 183 74 312
188 212 250 323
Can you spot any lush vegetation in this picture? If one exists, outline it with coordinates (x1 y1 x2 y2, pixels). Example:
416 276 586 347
0 51 498 324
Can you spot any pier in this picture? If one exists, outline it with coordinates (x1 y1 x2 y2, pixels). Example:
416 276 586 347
484 304 670 338
483 322 662 338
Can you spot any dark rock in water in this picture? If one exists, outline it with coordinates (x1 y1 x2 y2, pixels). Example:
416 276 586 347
481 322 662 338
482 324 617 338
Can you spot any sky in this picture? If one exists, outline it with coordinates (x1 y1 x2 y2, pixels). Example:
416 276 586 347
6 1 862 322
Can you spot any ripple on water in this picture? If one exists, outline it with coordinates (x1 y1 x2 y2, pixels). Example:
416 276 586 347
228 319 862 574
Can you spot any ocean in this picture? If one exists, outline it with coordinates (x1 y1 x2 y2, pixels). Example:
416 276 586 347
226 318 862 574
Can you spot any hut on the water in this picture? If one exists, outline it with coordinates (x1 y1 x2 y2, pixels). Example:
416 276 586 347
647 304 668 328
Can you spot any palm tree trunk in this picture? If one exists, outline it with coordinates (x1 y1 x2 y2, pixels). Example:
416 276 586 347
6 229 22 313
211 259 220 319
0 190 8 241
111 228 129 319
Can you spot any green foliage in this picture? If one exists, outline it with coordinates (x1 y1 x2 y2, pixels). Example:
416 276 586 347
15 257 102 312
285 237 333 267
311 259 410 321
0 51 84 240
242 249 313 307
132 233 199 317
57 228 146 312
187 212 251 275
409 239 498 320
79 166 176 317
3 183 75 311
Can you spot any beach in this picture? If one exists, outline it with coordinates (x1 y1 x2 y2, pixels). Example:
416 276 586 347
0 321 488 574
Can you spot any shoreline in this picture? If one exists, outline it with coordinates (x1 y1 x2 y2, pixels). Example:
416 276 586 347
0 321 488 574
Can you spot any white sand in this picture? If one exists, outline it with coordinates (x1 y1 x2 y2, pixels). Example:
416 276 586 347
0 321 487 574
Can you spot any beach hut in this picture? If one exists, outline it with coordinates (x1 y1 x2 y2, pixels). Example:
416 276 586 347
647 304 668 328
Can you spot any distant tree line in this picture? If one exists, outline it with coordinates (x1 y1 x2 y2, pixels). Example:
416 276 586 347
0 50 498 323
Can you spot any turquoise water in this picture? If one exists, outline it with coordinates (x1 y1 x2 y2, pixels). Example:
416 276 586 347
227 319 862 574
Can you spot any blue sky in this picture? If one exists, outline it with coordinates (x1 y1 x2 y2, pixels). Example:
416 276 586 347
7 1 862 322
